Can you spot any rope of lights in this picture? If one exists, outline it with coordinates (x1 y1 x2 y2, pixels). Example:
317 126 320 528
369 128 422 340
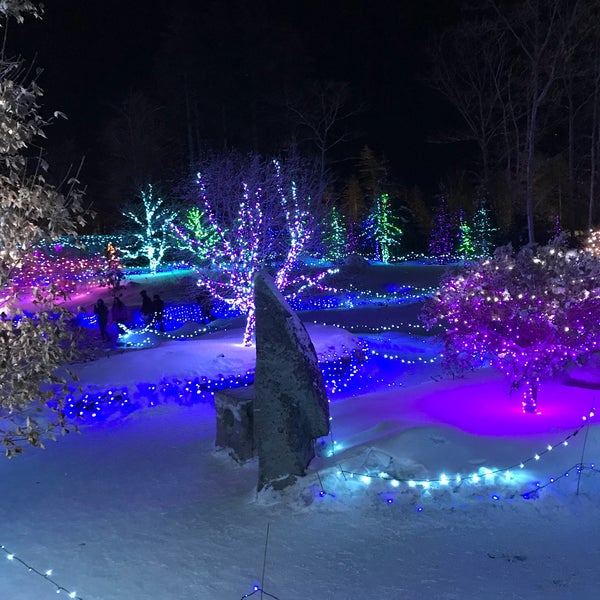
1 545 82 599
328 408 594 493
519 462 594 499
376 462 600 508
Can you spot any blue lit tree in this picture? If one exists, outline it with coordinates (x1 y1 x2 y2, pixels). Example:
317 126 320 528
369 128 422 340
122 184 177 274
471 190 496 258
362 193 403 263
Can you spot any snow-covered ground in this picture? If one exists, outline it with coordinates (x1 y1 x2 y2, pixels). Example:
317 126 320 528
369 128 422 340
2 265 600 600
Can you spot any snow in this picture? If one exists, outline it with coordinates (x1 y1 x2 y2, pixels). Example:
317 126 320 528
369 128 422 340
2 266 600 600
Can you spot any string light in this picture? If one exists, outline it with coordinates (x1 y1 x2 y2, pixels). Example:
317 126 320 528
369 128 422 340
1 545 82 599
60 344 367 421
121 184 177 275
240 585 280 599
422 237 600 412
332 408 595 496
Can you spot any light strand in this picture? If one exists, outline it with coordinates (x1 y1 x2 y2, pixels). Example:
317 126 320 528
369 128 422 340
1 545 82 599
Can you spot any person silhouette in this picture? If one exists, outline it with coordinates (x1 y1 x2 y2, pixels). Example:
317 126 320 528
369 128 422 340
152 294 165 332
94 298 109 342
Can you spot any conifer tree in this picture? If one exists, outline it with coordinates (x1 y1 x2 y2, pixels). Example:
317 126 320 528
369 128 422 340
427 190 454 260
456 211 476 259
171 206 220 266
471 204 496 258
362 193 403 263
321 205 348 263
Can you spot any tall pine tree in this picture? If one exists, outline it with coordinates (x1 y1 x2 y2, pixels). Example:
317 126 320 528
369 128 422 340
428 190 454 261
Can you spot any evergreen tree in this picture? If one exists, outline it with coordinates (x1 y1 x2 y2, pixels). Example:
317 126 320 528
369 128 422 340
0 2 87 456
105 241 125 297
321 205 348 263
471 204 496 258
342 176 366 254
428 190 454 260
456 210 476 259
172 206 221 266
362 193 403 263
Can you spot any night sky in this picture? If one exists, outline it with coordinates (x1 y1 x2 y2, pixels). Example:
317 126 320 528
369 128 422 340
12 0 468 213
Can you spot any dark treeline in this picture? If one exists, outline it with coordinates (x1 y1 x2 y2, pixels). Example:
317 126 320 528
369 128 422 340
15 0 600 248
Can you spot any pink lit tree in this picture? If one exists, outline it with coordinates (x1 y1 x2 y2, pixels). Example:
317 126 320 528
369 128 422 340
174 154 334 345
422 236 600 412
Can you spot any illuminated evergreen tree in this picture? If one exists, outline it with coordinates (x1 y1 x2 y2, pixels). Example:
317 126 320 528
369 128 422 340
471 204 496 258
122 184 176 274
362 193 403 263
456 211 476 259
0 2 87 456
321 205 348 263
171 206 220 266
422 236 600 413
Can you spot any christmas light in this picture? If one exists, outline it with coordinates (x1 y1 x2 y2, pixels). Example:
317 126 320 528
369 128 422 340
422 236 600 412
121 184 177 275
361 193 403 263
1 545 82 599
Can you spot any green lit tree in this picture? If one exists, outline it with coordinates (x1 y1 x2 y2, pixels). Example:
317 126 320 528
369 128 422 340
122 184 176 274
321 205 348 263
172 206 221 266
456 211 476 259
362 193 403 263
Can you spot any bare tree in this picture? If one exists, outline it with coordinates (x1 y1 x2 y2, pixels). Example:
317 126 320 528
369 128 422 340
488 0 583 244
286 81 361 177
431 18 508 188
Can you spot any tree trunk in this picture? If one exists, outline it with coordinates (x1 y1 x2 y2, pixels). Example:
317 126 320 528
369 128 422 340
522 377 538 413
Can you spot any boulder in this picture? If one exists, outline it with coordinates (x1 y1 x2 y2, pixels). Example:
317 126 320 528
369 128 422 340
253 271 330 491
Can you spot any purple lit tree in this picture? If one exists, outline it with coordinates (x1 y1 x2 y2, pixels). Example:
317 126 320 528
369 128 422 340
422 236 600 413
428 190 454 261
175 154 333 345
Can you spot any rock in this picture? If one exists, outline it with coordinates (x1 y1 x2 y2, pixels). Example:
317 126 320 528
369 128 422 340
214 386 255 463
253 271 330 491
